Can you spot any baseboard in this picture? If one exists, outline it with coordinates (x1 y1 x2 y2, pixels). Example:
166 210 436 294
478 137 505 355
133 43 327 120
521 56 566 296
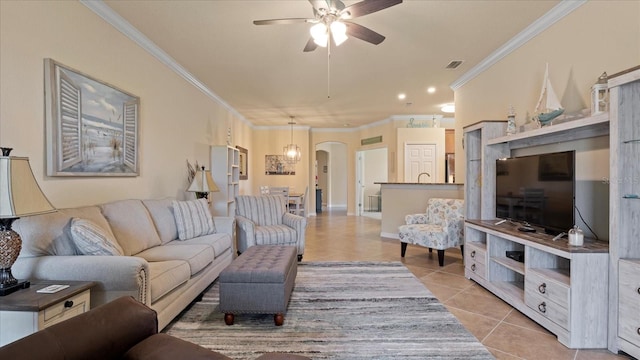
381 232 399 239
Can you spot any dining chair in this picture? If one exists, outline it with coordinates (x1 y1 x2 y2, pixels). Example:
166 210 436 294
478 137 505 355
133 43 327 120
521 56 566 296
269 187 290 208
289 186 308 217
260 186 270 195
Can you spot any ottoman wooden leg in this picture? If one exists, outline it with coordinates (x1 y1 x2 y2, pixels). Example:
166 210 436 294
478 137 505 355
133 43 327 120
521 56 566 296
274 313 284 326
224 313 234 325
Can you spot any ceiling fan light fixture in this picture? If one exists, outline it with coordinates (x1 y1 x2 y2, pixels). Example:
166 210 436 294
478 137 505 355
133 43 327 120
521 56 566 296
441 104 455 113
330 21 348 46
310 23 328 47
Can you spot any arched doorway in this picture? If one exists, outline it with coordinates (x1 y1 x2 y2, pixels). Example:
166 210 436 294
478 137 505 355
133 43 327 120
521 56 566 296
315 142 347 213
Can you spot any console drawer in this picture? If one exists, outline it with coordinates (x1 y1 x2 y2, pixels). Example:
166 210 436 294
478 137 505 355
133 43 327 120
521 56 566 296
466 243 487 265
525 290 569 330
42 290 90 328
619 260 640 346
465 243 487 279
525 270 569 310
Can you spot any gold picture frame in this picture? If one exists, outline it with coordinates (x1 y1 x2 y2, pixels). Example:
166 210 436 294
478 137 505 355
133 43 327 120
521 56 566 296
237 146 248 180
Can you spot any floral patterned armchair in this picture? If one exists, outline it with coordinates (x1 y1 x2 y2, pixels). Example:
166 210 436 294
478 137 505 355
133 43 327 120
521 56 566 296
398 198 465 266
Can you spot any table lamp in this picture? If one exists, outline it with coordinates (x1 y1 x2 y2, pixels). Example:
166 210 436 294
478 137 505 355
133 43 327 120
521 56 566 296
0 148 56 296
187 166 219 200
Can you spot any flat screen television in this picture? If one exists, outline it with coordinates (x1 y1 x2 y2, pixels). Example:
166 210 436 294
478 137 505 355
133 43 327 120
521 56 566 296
495 151 575 235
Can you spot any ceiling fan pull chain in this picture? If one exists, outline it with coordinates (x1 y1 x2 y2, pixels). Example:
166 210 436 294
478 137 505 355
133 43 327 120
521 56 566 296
327 38 331 99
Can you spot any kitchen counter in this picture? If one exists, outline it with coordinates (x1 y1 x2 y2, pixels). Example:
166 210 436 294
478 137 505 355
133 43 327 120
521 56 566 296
375 182 464 185
376 182 464 238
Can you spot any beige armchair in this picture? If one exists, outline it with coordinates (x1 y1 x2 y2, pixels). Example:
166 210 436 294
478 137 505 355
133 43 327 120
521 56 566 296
235 195 307 261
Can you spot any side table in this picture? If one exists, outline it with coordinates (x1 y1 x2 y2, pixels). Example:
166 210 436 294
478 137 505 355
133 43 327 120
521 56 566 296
0 280 96 346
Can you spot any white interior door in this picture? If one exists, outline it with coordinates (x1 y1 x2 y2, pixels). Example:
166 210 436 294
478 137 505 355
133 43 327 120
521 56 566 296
404 143 436 183
356 151 364 216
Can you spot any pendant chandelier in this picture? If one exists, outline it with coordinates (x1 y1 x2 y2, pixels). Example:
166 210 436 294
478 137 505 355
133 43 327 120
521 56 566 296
283 117 301 164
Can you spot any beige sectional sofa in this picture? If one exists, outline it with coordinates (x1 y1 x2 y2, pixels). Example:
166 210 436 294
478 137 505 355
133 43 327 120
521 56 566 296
12 198 234 330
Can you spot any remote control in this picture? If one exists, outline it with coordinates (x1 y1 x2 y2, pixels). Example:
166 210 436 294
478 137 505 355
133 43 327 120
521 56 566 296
37 284 69 294
494 219 507 225
518 226 536 233
552 232 567 241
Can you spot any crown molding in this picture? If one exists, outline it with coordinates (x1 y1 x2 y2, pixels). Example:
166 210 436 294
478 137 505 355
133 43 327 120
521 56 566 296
79 0 251 127
449 0 587 91
254 125 312 131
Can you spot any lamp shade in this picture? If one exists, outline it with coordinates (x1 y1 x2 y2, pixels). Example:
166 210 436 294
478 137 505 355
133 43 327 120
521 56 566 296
187 167 219 193
310 23 328 47
0 155 55 219
330 21 348 46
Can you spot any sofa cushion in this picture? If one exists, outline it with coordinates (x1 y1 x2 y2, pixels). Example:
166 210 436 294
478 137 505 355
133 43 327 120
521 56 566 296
236 195 286 226
255 225 297 246
70 217 124 255
101 200 162 256
14 206 112 257
147 260 191 303
172 199 216 240
165 233 232 259
142 198 178 245
137 244 213 276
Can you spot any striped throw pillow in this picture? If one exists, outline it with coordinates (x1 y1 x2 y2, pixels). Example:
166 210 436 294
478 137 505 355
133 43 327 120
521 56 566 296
69 218 124 255
172 198 216 240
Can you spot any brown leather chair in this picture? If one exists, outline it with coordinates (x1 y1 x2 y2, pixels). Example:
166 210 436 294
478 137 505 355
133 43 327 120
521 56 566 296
0 296 309 360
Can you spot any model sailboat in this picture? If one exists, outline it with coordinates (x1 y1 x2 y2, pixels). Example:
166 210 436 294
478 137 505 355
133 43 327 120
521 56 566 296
534 63 564 126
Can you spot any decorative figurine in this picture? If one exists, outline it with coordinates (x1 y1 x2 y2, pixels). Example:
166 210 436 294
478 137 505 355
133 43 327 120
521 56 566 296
591 72 608 115
534 63 564 126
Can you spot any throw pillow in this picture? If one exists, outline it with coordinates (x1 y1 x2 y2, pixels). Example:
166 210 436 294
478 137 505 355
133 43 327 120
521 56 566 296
69 217 124 256
172 198 216 240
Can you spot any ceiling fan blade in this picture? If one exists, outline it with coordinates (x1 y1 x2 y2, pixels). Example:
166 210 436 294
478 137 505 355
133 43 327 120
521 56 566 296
303 37 318 52
344 22 385 45
330 0 346 11
342 0 402 19
309 0 345 13
308 0 330 12
253 18 312 25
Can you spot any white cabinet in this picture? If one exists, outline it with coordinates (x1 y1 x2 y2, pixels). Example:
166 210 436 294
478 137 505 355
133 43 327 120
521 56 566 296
465 220 609 348
210 145 239 217
463 120 508 221
463 103 616 350
608 66 640 355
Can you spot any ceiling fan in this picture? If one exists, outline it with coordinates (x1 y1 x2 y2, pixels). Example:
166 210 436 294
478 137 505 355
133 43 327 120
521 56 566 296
253 0 403 52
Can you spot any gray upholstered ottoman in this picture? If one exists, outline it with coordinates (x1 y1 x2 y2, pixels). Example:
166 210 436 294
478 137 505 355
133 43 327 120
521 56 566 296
219 245 297 326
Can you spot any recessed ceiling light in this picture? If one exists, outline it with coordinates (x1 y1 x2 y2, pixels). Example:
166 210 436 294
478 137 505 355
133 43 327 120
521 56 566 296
398 93 406 100
441 104 455 113
427 87 436 94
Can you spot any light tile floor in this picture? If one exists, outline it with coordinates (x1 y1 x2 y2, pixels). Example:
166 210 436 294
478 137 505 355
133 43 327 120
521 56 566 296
304 210 631 360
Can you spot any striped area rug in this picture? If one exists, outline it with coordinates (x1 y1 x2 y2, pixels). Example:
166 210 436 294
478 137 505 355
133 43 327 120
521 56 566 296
165 261 494 359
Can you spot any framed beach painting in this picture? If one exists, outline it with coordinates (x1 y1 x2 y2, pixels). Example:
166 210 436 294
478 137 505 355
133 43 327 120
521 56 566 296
44 59 140 176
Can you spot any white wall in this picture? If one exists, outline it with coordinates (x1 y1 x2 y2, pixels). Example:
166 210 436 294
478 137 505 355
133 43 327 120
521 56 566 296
453 1 639 240
0 1 247 208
